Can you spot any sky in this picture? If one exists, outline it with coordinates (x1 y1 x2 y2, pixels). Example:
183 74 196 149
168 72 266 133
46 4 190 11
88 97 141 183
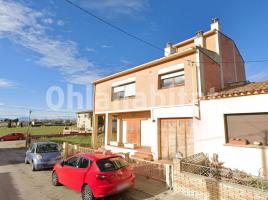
0 0 268 118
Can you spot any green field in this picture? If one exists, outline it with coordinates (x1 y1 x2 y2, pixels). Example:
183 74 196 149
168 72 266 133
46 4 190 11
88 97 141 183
41 135 92 147
37 134 104 147
0 126 67 136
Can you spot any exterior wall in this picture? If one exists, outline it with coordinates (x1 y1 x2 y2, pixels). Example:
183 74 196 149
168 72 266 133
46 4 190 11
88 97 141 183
201 53 221 94
194 94 268 176
219 33 246 86
173 159 268 200
204 33 217 52
77 113 92 131
94 54 198 113
234 45 246 82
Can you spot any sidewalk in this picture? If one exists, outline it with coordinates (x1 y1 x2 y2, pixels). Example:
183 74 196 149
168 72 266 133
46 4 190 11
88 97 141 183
128 175 193 200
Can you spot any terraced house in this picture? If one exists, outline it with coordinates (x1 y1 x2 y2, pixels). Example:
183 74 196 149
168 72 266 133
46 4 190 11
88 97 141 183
92 18 246 161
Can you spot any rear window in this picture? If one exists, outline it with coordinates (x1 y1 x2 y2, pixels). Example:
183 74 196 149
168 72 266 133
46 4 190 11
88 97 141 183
96 157 128 172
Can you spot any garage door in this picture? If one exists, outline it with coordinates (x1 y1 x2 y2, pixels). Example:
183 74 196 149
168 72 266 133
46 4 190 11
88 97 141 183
160 118 193 160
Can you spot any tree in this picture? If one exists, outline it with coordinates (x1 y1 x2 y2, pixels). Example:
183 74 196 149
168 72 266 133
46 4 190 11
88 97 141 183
7 120 11 128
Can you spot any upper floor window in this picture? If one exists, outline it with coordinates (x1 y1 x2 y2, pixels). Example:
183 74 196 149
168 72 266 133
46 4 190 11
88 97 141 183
112 82 136 100
159 70 185 89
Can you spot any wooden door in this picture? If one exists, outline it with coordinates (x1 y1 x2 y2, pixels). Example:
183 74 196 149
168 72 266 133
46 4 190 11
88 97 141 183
126 119 141 145
160 118 193 160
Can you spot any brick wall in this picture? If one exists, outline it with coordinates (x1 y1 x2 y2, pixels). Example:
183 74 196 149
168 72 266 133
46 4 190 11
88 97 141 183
173 159 268 200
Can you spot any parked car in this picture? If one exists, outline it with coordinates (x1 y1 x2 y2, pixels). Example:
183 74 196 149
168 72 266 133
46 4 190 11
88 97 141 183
25 142 62 171
52 153 135 200
0 133 25 141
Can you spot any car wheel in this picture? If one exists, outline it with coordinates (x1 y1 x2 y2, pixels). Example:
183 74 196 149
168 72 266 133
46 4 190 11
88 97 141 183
31 161 36 171
19 137 23 140
82 185 94 200
0 138 4 142
52 172 61 186
24 157 29 164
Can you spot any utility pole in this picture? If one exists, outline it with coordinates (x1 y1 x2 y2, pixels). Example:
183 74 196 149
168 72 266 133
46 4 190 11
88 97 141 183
25 110 32 148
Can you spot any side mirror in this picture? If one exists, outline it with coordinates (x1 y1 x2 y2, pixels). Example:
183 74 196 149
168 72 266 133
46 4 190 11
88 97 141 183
60 160 65 167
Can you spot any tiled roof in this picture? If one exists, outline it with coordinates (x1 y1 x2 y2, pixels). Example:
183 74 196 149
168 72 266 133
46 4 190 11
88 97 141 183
202 80 268 100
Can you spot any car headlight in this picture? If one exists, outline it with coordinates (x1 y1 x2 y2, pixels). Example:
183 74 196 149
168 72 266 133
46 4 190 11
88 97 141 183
36 154 43 160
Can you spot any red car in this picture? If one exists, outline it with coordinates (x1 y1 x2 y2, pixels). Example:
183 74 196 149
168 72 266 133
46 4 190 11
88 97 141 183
0 133 25 141
52 152 135 200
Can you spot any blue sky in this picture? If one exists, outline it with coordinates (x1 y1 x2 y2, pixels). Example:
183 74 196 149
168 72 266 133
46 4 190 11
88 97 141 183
0 0 268 118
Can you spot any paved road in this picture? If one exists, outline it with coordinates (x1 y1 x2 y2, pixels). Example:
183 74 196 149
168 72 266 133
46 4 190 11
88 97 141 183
0 140 192 200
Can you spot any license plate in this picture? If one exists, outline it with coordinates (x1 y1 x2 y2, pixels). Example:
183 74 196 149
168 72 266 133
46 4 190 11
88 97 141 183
117 183 129 191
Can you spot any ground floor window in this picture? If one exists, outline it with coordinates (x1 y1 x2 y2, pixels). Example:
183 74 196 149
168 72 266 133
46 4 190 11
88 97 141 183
225 113 268 146
111 115 118 141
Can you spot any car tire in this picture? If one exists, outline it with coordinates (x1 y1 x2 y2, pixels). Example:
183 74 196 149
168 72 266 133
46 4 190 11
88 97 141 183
82 185 94 200
25 157 29 164
0 138 4 142
31 161 36 171
19 137 23 140
52 172 61 186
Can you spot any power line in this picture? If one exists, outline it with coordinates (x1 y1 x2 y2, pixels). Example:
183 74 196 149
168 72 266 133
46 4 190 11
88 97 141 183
63 0 268 65
0 104 78 114
63 0 164 53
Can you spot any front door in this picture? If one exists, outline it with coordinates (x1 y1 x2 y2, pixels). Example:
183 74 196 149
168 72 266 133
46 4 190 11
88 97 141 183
160 118 193 160
126 119 141 146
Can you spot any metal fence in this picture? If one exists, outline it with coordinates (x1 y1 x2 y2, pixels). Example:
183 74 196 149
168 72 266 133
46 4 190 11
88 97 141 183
181 160 268 192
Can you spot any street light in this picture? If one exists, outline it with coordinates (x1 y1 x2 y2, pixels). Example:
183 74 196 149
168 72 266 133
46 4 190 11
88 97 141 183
25 110 32 148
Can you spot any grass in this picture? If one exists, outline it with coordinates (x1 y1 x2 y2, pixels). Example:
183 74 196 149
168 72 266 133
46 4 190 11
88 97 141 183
47 135 92 147
0 126 69 136
36 134 104 147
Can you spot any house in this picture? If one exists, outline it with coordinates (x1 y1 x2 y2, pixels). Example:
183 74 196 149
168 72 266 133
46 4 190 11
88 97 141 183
194 81 268 176
77 110 93 132
92 18 246 161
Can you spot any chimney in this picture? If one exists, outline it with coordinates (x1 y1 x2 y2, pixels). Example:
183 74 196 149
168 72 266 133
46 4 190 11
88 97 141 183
210 17 220 31
164 42 176 56
194 30 204 47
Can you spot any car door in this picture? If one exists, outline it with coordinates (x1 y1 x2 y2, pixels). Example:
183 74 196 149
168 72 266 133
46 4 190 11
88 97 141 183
4 134 13 140
26 144 35 162
68 157 90 191
59 156 80 188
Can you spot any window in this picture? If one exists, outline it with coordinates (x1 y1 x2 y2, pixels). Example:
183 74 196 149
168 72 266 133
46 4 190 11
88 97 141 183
111 115 118 141
65 156 79 167
112 82 136 100
159 70 185 89
78 157 90 168
225 113 268 146
96 157 128 172
36 144 59 153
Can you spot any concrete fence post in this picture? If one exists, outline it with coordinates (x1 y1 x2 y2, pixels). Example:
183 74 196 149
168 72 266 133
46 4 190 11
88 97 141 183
63 142 69 159
165 164 174 190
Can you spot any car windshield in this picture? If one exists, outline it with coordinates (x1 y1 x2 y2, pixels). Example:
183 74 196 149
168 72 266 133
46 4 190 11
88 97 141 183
97 157 128 172
36 144 59 153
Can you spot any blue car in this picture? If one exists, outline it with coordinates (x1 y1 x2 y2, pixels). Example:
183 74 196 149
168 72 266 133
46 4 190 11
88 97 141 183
25 142 62 171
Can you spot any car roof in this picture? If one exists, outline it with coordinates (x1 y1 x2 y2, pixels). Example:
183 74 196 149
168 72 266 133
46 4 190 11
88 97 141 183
34 141 58 145
77 152 121 161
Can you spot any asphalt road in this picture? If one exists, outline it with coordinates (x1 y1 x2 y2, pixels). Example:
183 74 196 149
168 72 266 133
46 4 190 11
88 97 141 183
0 140 192 200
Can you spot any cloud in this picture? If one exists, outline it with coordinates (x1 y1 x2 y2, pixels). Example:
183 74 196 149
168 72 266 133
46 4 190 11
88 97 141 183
0 79 16 88
0 0 99 85
120 58 131 66
43 18 53 24
78 0 149 16
57 20 64 26
101 44 112 48
85 47 96 52
248 71 268 82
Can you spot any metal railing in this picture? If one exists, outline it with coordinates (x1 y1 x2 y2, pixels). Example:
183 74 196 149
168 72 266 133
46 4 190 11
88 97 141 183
181 161 268 191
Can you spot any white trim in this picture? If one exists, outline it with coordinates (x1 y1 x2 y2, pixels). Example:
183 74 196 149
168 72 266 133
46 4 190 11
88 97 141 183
158 63 184 75
160 71 184 80
111 77 136 87
104 113 109 146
